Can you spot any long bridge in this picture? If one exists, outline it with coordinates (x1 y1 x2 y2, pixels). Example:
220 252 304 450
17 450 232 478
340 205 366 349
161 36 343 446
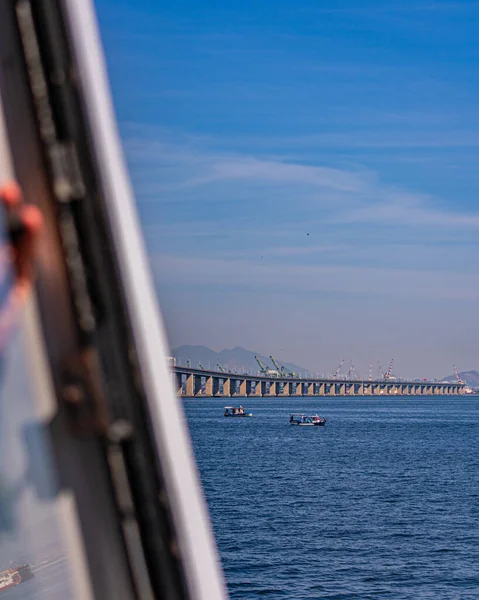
172 366 465 398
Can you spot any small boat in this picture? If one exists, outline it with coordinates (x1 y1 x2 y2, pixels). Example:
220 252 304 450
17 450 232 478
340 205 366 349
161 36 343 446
0 564 34 593
224 406 252 417
290 414 326 426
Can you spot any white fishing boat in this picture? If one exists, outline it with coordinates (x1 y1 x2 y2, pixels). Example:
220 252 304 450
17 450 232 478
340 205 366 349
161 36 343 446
289 414 326 426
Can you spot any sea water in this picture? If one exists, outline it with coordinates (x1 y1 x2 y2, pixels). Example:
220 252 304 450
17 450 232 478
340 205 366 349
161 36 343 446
184 396 479 600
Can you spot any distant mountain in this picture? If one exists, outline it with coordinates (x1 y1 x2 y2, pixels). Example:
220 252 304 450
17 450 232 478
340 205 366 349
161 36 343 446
172 345 310 376
442 370 479 388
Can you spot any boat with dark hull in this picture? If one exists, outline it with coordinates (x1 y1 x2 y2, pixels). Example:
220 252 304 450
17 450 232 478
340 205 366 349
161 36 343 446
224 406 252 417
290 414 326 426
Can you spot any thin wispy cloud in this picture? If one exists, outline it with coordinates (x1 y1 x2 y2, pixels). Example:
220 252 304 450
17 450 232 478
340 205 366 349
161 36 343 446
152 253 479 302
124 130 479 233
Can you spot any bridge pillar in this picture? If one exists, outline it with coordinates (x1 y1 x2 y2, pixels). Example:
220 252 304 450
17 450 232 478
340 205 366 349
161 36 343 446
295 382 303 396
239 380 247 396
325 383 335 396
278 381 289 396
223 378 231 397
185 374 194 396
262 381 276 396
174 372 183 396
303 383 312 396
204 376 213 397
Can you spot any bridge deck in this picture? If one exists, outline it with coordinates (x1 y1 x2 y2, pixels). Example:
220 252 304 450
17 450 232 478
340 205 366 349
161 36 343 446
171 367 464 398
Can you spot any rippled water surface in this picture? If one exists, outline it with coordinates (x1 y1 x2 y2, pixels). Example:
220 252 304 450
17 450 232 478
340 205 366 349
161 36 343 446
185 396 479 599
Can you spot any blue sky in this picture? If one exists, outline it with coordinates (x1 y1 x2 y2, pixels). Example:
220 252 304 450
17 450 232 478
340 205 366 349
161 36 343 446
96 0 479 379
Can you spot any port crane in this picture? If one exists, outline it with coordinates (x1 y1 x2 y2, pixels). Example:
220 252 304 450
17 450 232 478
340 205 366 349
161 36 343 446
377 361 384 380
217 363 226 373
270 355 299 378
197 362 206 371
270 355 284 375
347 359 360 381
255 355 280 377
384 359 394 381
331 358 344 379
453 365 464 385
368 362 373 381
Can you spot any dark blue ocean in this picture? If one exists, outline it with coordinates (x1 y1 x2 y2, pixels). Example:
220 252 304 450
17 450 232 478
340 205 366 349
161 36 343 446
184 396 479 600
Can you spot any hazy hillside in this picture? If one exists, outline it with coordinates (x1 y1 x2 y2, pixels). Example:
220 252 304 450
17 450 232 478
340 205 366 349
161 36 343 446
442 370 479 388
172 345 310 376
